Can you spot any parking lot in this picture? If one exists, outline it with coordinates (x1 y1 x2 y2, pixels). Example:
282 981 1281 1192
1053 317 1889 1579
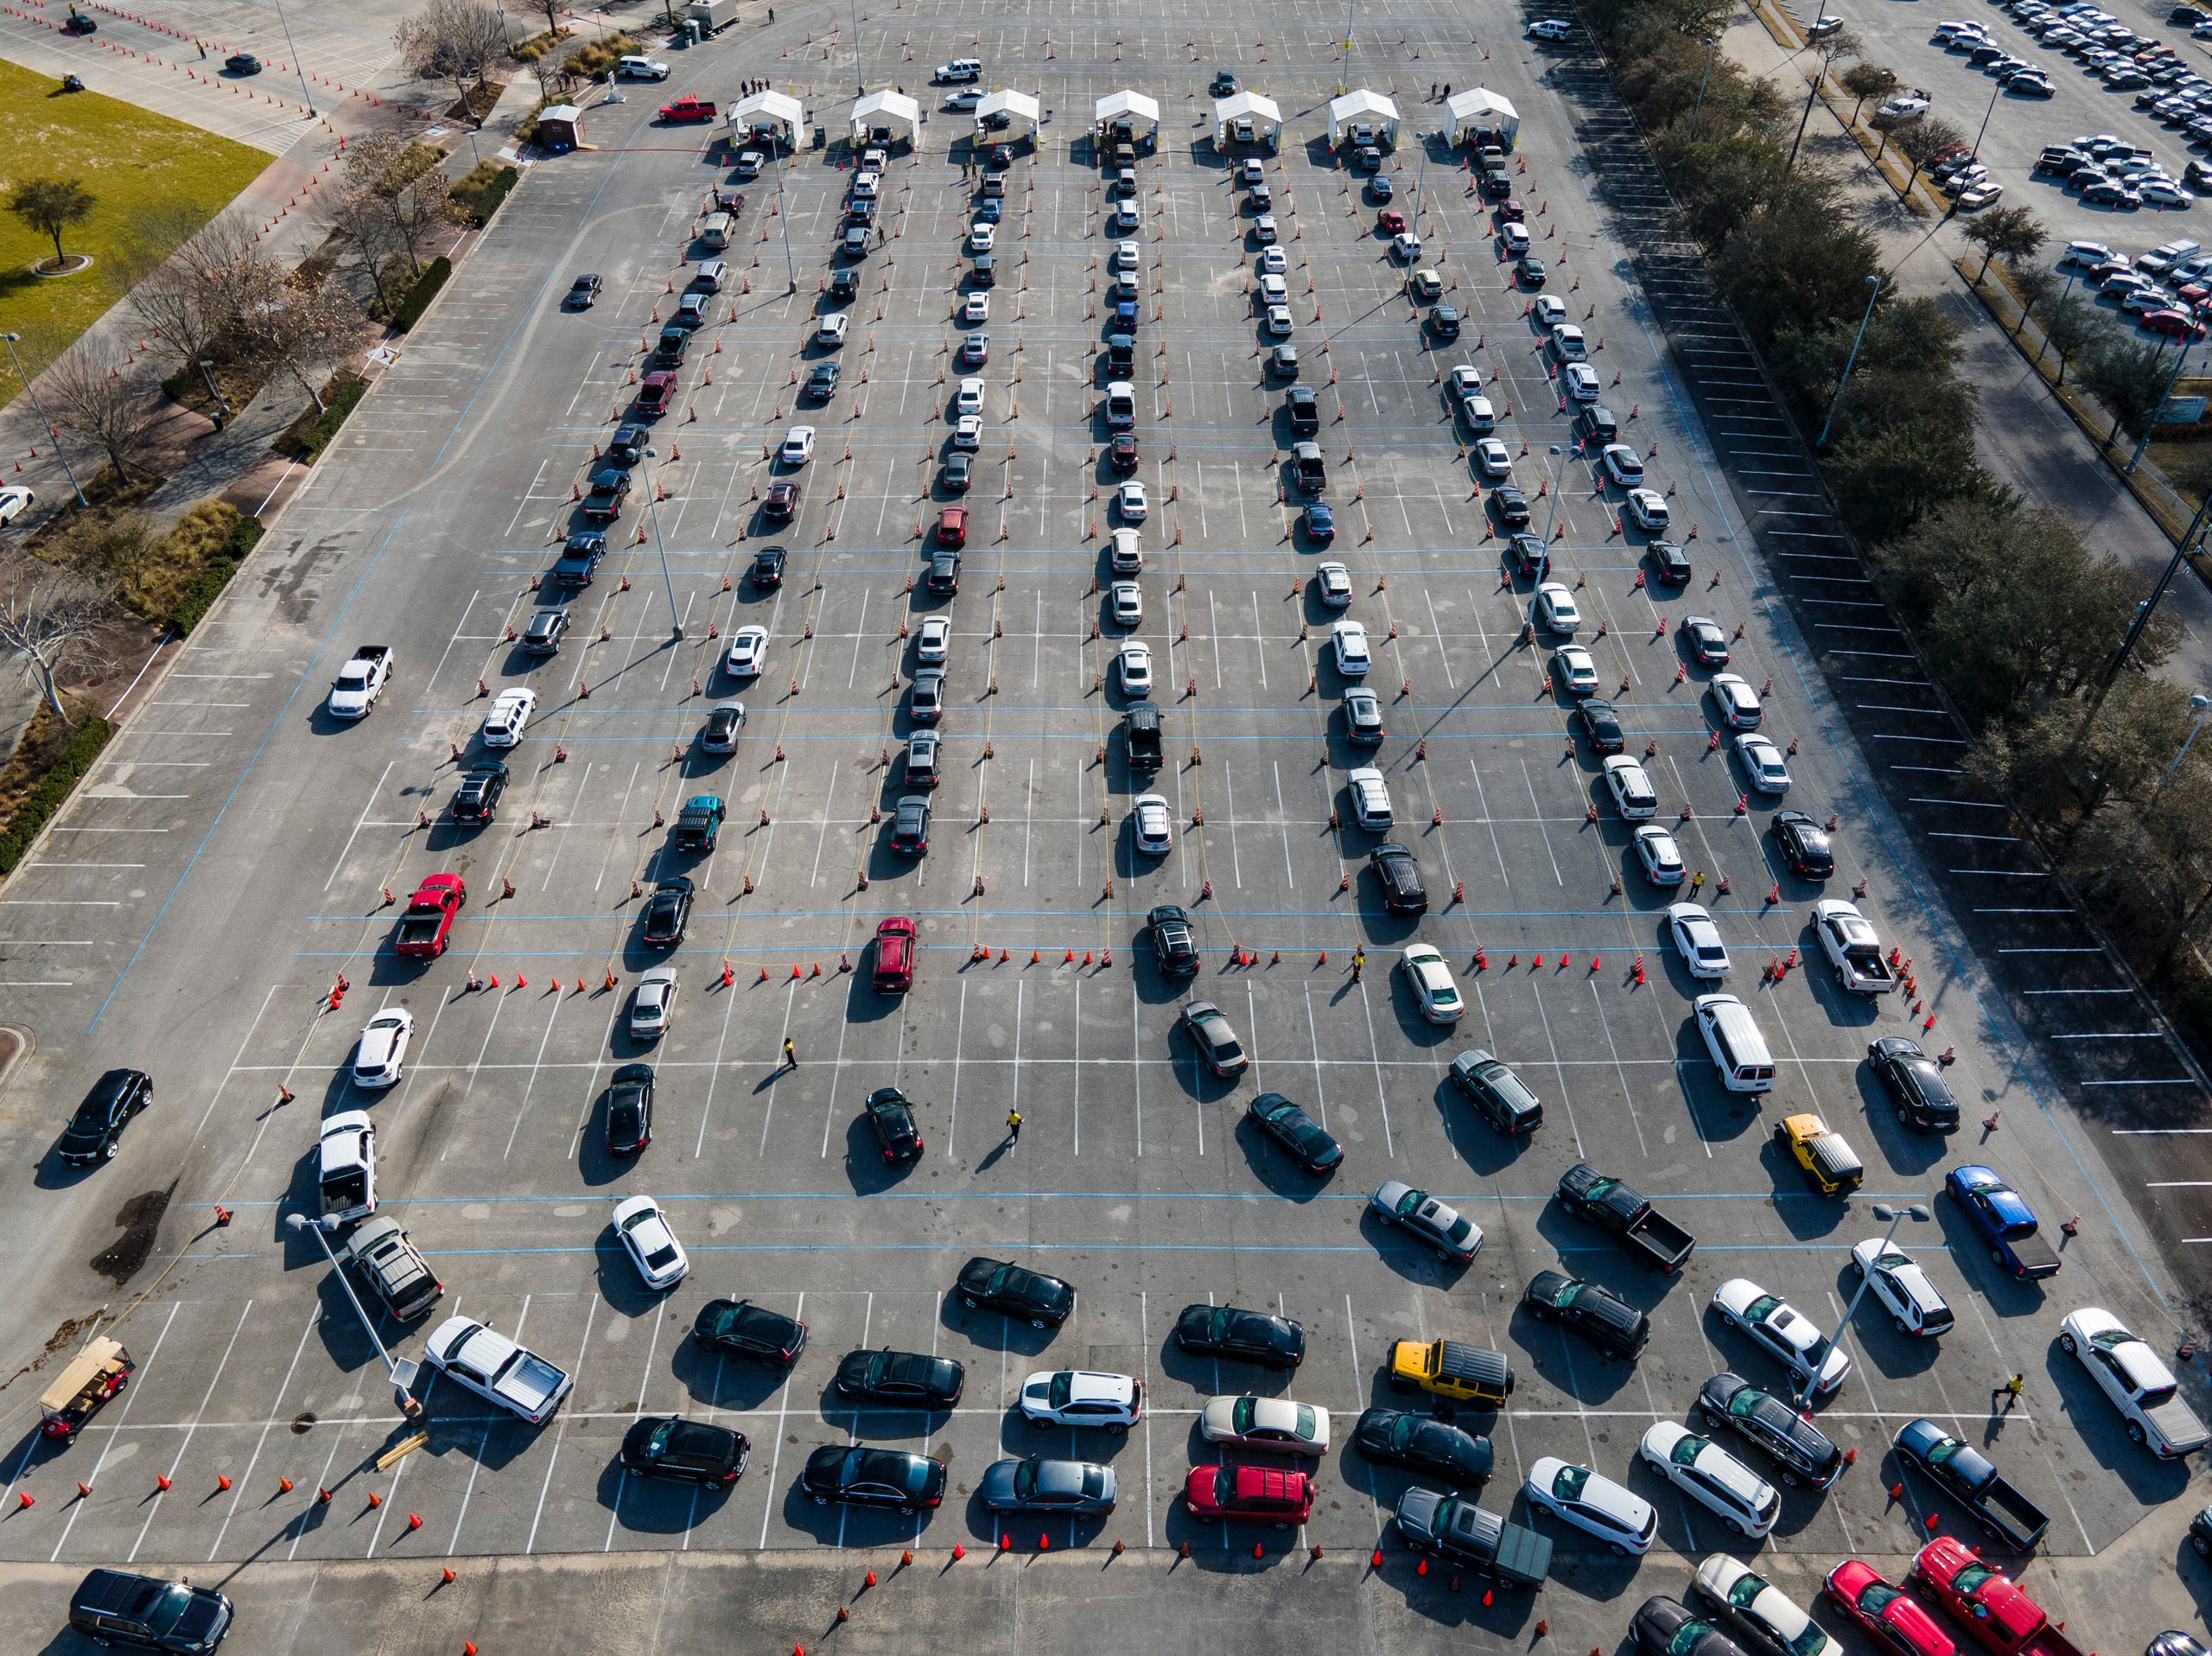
0 0 2201 1645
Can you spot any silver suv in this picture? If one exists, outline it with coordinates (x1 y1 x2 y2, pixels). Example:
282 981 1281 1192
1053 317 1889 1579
341 1215 443 1320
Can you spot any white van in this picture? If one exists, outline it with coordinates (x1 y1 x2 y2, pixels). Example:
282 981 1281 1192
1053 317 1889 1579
1694 994 1776 1093
698 213 732 250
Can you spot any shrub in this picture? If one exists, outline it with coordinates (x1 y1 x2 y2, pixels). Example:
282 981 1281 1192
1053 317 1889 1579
452 162 519 228
296 376 368 462
391 256 452 330
168 511 263 636
0 717 113 875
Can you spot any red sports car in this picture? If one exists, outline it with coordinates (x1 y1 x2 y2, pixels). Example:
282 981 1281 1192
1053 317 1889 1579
1826 1562 1955 1656
1910 1538 2050 1656
1181 1464 1313 1527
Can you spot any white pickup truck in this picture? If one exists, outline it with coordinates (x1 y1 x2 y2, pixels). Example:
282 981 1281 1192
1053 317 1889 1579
1813 900 1896 994
2060 1307 2209 1459
423 1318 573 1424
327 646 392 720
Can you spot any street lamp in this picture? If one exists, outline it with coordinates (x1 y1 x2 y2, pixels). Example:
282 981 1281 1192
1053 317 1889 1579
1808 1199 1932 1411
640 447 684 639
1535 441 1576 546
287 1213 423 1417
196 360 230 428
766 124 798 294
2145 692 2212 820
2 332 87 506
2128 328 2199 474
266 0 317 118
1815 275 1883 449
1692 36 1722 137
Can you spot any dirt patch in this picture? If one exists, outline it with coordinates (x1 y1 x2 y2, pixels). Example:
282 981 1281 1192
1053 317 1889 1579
444 80 506 124
90 1181 175 1285
291 1411 316 1435
0 1312 105 1398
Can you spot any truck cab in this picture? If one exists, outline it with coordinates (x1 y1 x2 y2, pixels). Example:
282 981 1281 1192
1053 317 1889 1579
1387 1338 1514 1406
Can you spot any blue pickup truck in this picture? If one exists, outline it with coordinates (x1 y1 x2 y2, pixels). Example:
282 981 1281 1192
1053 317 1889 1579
1945 1164 2061 1282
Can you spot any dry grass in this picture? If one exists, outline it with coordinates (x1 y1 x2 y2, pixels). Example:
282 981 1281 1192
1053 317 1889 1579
0 692 99 823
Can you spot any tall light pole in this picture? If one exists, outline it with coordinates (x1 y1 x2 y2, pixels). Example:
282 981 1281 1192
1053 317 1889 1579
1805 1200 1930 1412
3 332 87 506
2127 328 2198 473
849 0 863 96
1535 441 1576 546
2145 693 2212 819
267 0 317 117
1340 0 1357 96
1815 275 1883 448
767 125 798 294
287 1213 423 1417
640 447 684 639
1692 35 1722 137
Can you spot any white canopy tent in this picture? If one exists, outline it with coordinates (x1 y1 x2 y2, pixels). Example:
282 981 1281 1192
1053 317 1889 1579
728 88 802 150
1093 89 1160 148
1326 89 1400 150
1446 87 1520 147
1211 90 1281 150
975 87 1040 141
849 88 919 146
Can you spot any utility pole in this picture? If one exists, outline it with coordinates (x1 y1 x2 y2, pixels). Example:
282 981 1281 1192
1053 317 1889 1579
1784 0 1834 174
1816 276 1883 448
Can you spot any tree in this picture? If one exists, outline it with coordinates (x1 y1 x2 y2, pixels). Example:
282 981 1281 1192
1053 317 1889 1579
522 0 560 44
396 0 510 126
233 267 360 414
123 215 265 371
0 577 110 721
41 347 159 487
2005 264 2056 341
1960 203 2046 279
2080 326 2173 442
342 136 461 280
1893 115 1966 190
327 182 404 315
8 177 95 269
2037 290 2097 385
1840 61 1896 124
62 512 158 600
1966 673 2198 824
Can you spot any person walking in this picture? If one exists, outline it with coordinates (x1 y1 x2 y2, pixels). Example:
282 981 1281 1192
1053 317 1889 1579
1431 81 1438 99
1005 1108 1024 1144
1442 82 1452 99
1997 1374 2025 1412
782 1037 798 1069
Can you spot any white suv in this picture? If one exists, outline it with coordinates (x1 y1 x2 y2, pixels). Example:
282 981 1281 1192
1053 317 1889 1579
1346 767 1394 831
1640 1422 1779 1538
1018 1369 1141 1431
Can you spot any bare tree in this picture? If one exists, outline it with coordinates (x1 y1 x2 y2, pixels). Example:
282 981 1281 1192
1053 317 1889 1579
327 183 404 315
63 512 159 601
122 213 269 370
396 0 510 126
234 267 361 415
342 137 461 280
41 347 161 487
0 578 111 721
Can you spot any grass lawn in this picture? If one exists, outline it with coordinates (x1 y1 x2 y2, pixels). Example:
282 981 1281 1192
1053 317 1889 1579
0 58 266 380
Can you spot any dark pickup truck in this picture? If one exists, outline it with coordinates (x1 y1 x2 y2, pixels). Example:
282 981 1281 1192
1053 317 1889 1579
1393 1488 1552 1586
1894 1418 2050 1551
670 794 725 851
1555 1162 1696 1273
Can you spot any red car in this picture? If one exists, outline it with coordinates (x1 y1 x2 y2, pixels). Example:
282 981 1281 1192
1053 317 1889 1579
1109 432 1140 473
1181 1464 1313 1527
1497 198 1527 223
1910 1538 2079 1656
872 916 916 993
658 95 716 122
936 505 967 547
636 369 677 416
763 480 800 523
1377 208 1407 235
2142 307 2207 339
1826 1562 1955 1656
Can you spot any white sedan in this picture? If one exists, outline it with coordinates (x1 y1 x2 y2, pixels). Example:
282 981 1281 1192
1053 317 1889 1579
1625 487 1670 532
1118 640 1154 693
725 624 770 677
613 1194 690 1290
960 291 991 322
480 686 537 747
779 425 817 466
955 377 986 417
1525 1457 1656 1556
1693 1558 1826 1656
353 1009 415 1089
1535 582 1581 632
1634 823 1687 885
1475 438 1514 477
1554 645 1599 696
1709 672 1762 728
2144 182 2196 207
1199 1395 1331 1455
1115 240 1142 271
1712 1277 1851 1398
953 414 983 449
1736 733 1791 795
1640 1421 1779 1538
1332 620 1371 676
1459 393 1496 430
969 222 995 252
630 965 677 1040
916 615 951 664
1399 942 1463 1023
1116 481 1149 521
0 484 33 525
1668 901 1731 978
1601 444 1644 487
1258 245 1287 275
1563 362 1601 401
1131 793 1173 856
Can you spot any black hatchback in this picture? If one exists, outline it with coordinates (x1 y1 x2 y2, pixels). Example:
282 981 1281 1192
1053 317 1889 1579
1245 1092 1343 1174
606 1062 654 1155
69 1569 232 1653
1867 1035 1960 1133
866 1086 924 1162
58 1069 150 1165
1369 842 1427 915
891 794 931 856
620 1416 749 1485
1696 1372 1843 1487
1148 903 1201 976
693 1297 808 1364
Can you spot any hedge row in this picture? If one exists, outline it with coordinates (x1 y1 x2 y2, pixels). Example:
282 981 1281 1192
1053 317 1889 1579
0 717 114 876
468 165 520 227
392 257 453 331
297 377 367 463
169 513 264 636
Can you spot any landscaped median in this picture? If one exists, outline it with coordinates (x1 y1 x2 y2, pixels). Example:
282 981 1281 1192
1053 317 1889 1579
0 714 111 877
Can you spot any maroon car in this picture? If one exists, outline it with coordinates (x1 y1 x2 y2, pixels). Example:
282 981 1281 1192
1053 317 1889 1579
1109 433 1140 473
763 481 800 523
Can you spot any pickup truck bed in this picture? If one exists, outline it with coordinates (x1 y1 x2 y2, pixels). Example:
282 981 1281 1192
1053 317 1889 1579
1556 1162 1696 1272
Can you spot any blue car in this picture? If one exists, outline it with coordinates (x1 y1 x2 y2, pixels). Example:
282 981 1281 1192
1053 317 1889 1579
1115 298 1139 329
1943 1164 2062 1282
977 198 1003 222
1304 501 1336 543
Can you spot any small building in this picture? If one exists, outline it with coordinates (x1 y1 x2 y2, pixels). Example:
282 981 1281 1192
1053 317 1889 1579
1094 89 1160 153
1327 88 1400 150
1446 87 1520 149
537 105 582 152
728 88 802 150
850 87 919 149
975 87 1040 143
1211 90 1282 151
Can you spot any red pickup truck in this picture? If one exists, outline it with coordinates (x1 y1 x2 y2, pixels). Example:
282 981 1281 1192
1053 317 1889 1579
393 875 467 959
658 95 715 123
1911 1538 2088 1656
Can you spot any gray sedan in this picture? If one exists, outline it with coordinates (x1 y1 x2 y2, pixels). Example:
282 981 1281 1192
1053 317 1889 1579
977 1455 1117 1513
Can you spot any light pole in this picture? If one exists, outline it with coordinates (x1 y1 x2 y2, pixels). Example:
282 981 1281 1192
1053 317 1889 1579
267 0 317 118
849 0 862 96
2127 328 2198 473
2145 693 2212 819
2 332 87 506
197 360 230 428
1784 0 1834 175
1692 35 1722 137
1815 275 1883 448
1340 0 1357 96
1535 441 1576 547
287 1213 423 1417
767 126 798 293
1807 1200 1931 1411
640 447 684 639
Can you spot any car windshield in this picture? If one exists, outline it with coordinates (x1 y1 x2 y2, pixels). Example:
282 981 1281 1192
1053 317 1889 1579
1670 1432 1708 1467
143 1583 196 1637
1859 1583 1905 1615
1012 1458 1040 1500
1951 1563 1999 1595
644 1418 678 1457
1668 1626 1710 1656
1553 1463 1590 1501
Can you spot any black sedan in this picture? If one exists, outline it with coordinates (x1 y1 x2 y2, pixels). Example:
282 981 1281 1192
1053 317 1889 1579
56 1068 150 1165
225 52 262 73
1148 903 1201 977
1576 697 1624 752
891 794 931 856
1680 615 1732 667
1304 500 1337 543
1173 1303 1305 1368
1177 1000 1248 1076
1697 1372 1843 1487
1244 1092 1344 1174
865 1086 924 1162
1772 809 1834 879
978 1455 1116 1513
1866 1036 1960 1134
1635 1596 1753 1656
1490 484 1531 529
751 545 787 587
1369 842 1427 915
801 1444 947 1512
692 1297 808 1364
1647 538 1693 583
451 762 508 825
600 1063 654 1153
834 1347 964 1406
1523 1270 1649 1358
1516 255 1548 287
641 876 693 947
566 273 604 309
620 1416 749 1484
956 1256 1075 1327
1352 1406 1495 1482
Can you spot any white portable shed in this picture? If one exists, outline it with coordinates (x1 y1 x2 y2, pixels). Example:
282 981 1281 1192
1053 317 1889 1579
1211 90 1282 150
849 88 919 146
1094 89 1160 146
1446 87 1520 148
975 87 1039 140
728 88 802 150
1327 89 1400 150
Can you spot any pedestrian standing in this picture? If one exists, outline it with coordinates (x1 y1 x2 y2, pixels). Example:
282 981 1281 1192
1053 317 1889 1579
782 1037 798 1068
1351 947 1365 982
1431 82 1438 99
198 41 207 59
1006 1108 1024 1143
1442 83 1452 99
1691 870 1706 893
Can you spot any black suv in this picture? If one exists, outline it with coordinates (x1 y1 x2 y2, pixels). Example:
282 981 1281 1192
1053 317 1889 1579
69 1569 232 1653
1148 903 1200 975
928 550 962 593
451 762 508 825
1771 809 1834 879
1449 1048 1543 1135
1287 385 1319 433
1369 842 1427 915
1577 404 1619 443
1523 1270 1649 1357
57 1069 151 1165
751 545 787 588
521 607 569 654
641 876 693 947
607 424 647 463
1697 1373 1844 1487
891 793 931 855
